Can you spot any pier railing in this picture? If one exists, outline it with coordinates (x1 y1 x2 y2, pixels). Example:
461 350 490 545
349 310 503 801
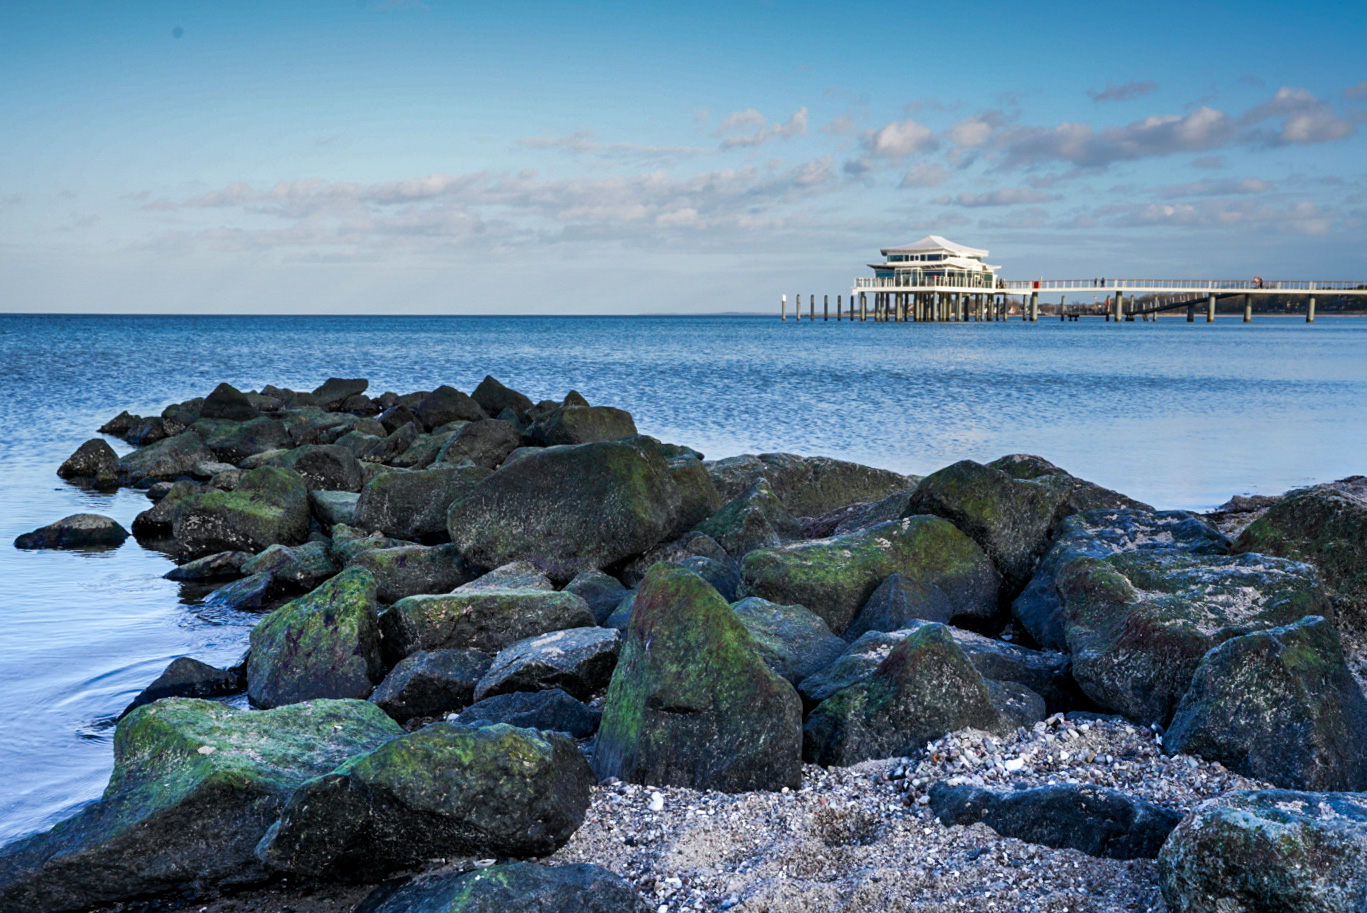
852 277 1367 293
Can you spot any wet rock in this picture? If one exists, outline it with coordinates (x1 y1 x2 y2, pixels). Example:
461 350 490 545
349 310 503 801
593 564 803 792
342 393 380 416
414 385 486 430
355 463 490 541
448 438 683 583
119 656 245 718
740 517 1001 636
471 375 535 419
457 560 555 592
242 541 338 591
257 723 594 880
730 597 846 686
132 479 201 536
1165 616 1367 790
694 479 802 558
436 418 522 469
124 416 169 446
525 405 638 447
116 431 214 485
604 590 635 631
198 416 292 464
247 567 387 709
802 623 1012 766
164 549 251 582
199 382 258 421
368 649 493 721
807 487 918 539
382 589 595 659
669 556 736 602
313 377 369 411
173 466 311 559
266 443 364 492
330 524 416 564
706 453 912 519
1013 508 1232 651
348 543 471 603
930 782 1181 860
474 627 621 702
1158 789 1367 913
1059 551 1330 725
359 862 650 913
98 410 141 439
987 454 1152 515
563 569 628 625
204 572 276 611
14 514 129 550
309 489 359 527
56 439 119 488
0 698 399 913
389 430 459 470
456 689 600 739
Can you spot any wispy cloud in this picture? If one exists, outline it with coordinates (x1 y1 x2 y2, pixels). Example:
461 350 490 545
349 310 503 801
713 107 809 149
954 188 1061 207
1099 198 1334 235
899 163 948 188
862 119 937 158
518 130 705 162
1088 81 1158 103
1151 177 1273 198
1239 87 1356 145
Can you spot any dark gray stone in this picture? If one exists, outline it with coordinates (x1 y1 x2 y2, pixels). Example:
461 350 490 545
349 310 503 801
455 689 601 739
369 649 493 721
14 514 129 550
474 627 621 702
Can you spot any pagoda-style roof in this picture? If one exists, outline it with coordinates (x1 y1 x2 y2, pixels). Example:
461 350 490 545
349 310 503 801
881 235 989 258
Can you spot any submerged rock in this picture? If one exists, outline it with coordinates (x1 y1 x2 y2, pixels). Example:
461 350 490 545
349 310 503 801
14 514 128 550
359 862 650 913
163 549 251 582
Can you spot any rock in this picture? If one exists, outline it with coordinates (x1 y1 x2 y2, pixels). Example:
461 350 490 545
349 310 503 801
843 570 994 641
342 393 379 416
694 479 802 558
740 517 1001 636
268 444 364 492
247 567 387 709
242 541 338 591
448 438 683 583
415 385 487 430
1013 508 1232 651
119 656 245 718
348 543 470 603
173 466 311 559
359 422 420 464
666 456 722 537
377 404 420 434
1235 482 1367 634
116 431 214 485
593 564 803 792
455 689 601 739
14 514 129 550
525 405 638 446
369 649 493 721
98 410 141 438
987 454 1152 515
355 463 490 541
471 375 535 418
730 597 846 686
330 524 415 564
806 487 918 539
617 531 729 588
563 569 628 625
436 418 522 469
257 723 594 880
1059 551 1331 724
474 627 621 702
0 698 399 913
199 416 292 463
457 560 555 592
930 782 1182 860
706 453 912 519
131 479 201 536
164 550 251 581
56 439 119 488
358 862 650 913
203 572 276 611
801 623 1012 766
390 431 458 470
1165 616 1367 790
903 459 1074 598
1158 789 1367 913
310 489 359 527
199 382 258 421
382 589 595 659
313 377 369 411
604 591 635 631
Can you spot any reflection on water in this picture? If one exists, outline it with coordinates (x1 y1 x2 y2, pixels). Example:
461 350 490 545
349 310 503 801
1 313 1365 843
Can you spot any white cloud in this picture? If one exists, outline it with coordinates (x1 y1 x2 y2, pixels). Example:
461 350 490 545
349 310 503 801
1240 87 1355 145
947 115 997 148
1152 178 1273 198
954 188 1061 207
715 108 809 149
994 106 1234 169
863 119 937 158
518 130 704 162
1102 198 1334 235
899 163 949 188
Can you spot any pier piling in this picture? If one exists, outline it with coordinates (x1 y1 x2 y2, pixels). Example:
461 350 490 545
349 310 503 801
1243 295 1252 323
1207 294 1215 323
1308 296 1316 323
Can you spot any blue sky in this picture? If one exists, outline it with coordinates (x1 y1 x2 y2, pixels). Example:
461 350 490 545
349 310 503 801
2 0 1365 313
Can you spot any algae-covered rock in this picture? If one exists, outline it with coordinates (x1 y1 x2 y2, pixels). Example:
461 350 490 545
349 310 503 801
1158 789 1367 913
455 689 601 739
242 541 337 591
843 569 1002 641
14 514 128 550
360 862 650 913
525 405 638 446
563 569 628 625
801 623 1012 766
354 463 491 541
347 543 470 603
740 517 1001 636
248 567 387 709
730 597 846 686
694 478 802 558
666 455 722 538
987 454 1151 515
447 438 683 582
56 439 119 488
119 656 245 718
456 560 555 592
382 589 595 658
116 431 214 484
309 489 358 527
474 627 620 702
1059 551 1330 725
1165 616 1367 791
368 649 493 722
0 698 399 913
257 723 593 880
173 465 311 559
592 564 802 792
706 453 911 519
201 417 292 464
267 444 364 492
437 418 522 469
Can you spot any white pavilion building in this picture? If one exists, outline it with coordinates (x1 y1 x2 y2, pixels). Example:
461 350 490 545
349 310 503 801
865 235 1000 289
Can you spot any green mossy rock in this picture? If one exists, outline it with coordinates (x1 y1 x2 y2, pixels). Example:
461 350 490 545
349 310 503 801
257 723 593 880
381 589 595 659
739 516 1001 636
347 543 471 603
116 431 215 485
1235 482 1367 634
14 514 128 550
354 463 491 541
525 405 638 446
56 439 119 488
200 417 292 464
248 567 387 709
360 862 650 913
0 698 399 913
436 418 522 469
309 489 359 527
986 454 1151 515
592 564 803 792
330 523 415 564
694 479 802 558
1158 789 1367 913
1165 616 1367 791
173 465 311 559
1058 551 1330 725
457 560 555 591
729 597 846 686
242 541 337 591
706 453 912 519
666 456 722 538
265 443 364 492
802 623 1012 766
447 438 683 582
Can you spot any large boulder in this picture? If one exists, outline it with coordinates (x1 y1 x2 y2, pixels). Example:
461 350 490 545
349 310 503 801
525 405 638 446
474 627 621 702
447 438 684 582
257 723 594 880
0 699 399 913
14 514 128 550
200 417 292 464
802 623 1013 766
312 377 369 411
1059 551 1330 725
247 567 387 709
986 454 1151 515
415 385 487 430
347 543 470 603
729 597 846 686
381 589 595 658
1235 482 1367 634
199 382 258 421
455 689 601 739
119 656 245 718
309 490 358 527
1013 509 1231 651
471 375 535 418
843 569 1006 641
563 569 628 625
369 649 493 722
172 466 311 559
592 564 802 792
739 517 1001 636
354 463 491 541
359 863 650 913
706 453 911 519
1165 616 1367 791
56 439 119 488
267 444 364 492
115 431 214 485
694 479 802 558
1158 789 1367 913
437 418 522 469
241 541 337 591
665 456 721 537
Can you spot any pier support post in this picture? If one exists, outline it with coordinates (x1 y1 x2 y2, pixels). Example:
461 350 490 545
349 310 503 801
824 295 828 322
1308 296 1316 323
795 294 801 322
1114 292 1124 323
1187 302 1194 322
1207 293 1216 322
810 295 815 322
1029 292 1039 322
781 294 786 321
860 293 867 322
1243 295 1252 323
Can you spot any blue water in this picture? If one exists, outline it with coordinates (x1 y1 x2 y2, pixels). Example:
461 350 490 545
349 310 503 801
1 312 1365 844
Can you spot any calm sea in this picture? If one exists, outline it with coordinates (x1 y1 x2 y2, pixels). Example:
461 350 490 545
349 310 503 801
2 312 1365 843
